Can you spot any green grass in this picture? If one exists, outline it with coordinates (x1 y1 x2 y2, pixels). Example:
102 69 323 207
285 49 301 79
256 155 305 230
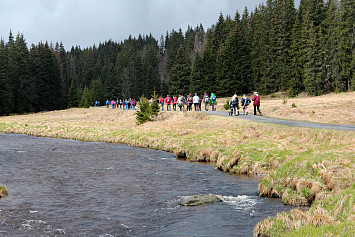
286 221 355 237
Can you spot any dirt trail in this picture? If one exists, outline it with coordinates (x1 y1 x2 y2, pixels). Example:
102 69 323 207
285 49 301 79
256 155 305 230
203 111 355 131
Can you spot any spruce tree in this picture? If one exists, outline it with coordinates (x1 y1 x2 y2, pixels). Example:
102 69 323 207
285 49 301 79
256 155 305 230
338 0 354 90
68 80 79 108
0 40 11 115
190 52 204 95
79 85 91 108
169 45 191 96
289 14 304 96
303 22 324 96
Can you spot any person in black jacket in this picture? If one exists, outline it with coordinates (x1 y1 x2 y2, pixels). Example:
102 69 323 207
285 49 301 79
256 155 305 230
241 94 252 115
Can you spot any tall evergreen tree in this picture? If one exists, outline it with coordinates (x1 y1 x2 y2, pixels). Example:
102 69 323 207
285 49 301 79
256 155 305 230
289 14 304 96
338 0 354 90
0 40 11 115
190 52 205 95
169 45 191 95
79 85 91 108
67 80 79 108
303 22 325 95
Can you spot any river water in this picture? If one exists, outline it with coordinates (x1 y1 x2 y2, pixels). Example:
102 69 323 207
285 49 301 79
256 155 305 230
0 133 292 236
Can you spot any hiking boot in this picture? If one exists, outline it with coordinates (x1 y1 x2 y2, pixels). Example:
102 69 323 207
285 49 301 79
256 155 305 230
259 112 262 116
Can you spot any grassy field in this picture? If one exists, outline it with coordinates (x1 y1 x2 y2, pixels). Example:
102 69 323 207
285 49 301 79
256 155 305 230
216 91 355 125
0 92 354 236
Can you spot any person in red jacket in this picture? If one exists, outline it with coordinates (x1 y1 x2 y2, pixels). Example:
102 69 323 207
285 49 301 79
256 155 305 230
165 95 172 111
252 92 262 116
159 97 165 111
172 95 177 111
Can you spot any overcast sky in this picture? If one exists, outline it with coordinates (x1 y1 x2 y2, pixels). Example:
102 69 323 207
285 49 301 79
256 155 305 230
0 0 300 49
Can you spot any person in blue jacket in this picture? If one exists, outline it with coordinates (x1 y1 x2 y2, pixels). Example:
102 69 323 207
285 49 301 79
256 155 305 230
240 94 251 115
105 99 110 108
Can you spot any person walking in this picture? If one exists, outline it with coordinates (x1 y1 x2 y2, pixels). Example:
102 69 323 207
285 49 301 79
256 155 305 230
106 99 110 108
165 95 172 111
241 94 251 115
187 94 193 111
131 99 136 110
203 93 209 111
193 93 200 111
252 92 262 116
231 93 239 116
172 95 177 111
159 97 165 111
210 93 217 111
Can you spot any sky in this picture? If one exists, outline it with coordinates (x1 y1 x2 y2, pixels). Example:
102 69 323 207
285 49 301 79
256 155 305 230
0 0 301 49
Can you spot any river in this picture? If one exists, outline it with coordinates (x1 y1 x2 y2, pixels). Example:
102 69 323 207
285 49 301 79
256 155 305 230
0 133 292 236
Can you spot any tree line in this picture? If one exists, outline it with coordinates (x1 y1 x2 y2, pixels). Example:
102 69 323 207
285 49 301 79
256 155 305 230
0 0 353 116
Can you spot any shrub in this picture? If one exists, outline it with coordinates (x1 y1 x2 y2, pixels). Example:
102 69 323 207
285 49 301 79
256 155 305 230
224 99 230 110
136 96 151 124
292 103 297 108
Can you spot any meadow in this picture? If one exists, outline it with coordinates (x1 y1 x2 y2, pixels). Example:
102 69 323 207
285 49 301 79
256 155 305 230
0 92 354 236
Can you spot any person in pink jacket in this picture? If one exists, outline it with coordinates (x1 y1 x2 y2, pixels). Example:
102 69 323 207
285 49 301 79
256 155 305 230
159 97 165 110
172 95 177 111
252 92 262 116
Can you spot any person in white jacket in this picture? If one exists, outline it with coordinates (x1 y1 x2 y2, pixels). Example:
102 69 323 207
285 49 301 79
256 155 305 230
193 93 200 111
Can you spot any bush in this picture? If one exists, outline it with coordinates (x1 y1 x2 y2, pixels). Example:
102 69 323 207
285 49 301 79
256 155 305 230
292 103 297 108
136 96 151 124
136 92 160 125
0 186 8 197
224 99 230 110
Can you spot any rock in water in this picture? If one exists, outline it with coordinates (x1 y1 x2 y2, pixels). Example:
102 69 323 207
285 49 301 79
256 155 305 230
180 194 222 206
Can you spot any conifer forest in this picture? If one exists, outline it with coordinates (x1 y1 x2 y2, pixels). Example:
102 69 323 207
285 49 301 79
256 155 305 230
0 0 354 115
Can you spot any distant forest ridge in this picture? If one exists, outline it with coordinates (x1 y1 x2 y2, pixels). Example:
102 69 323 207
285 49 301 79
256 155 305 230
0 0 354 115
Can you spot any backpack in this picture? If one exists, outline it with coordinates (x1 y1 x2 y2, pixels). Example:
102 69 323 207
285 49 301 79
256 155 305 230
211 95 216 102
167 98 171 103
232 97 238 105
204 96 209 103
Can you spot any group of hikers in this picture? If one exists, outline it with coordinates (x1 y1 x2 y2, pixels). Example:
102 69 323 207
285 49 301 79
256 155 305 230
155 93 217 112
98 99 137 110
94 91 262 116
228 92 262 116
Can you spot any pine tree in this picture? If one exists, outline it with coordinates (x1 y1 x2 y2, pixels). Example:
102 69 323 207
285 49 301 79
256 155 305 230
79 85 91 108
304 22 324 95
289 14 304 96
68 80 79 108
136 96 151 124
323 0 343 92
270 0 296 91
338 0 354 90
169 45 191 95
190 52 204 95
0 40 11 115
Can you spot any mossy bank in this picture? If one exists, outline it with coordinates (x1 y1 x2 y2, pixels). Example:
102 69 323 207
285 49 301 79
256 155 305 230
0 108 354 236
0 186 8 198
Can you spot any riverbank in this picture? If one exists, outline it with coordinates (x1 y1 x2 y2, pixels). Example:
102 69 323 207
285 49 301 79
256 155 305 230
0 108 354 236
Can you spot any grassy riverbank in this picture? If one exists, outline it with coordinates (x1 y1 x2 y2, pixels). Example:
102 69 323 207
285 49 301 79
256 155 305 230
0 106 354 236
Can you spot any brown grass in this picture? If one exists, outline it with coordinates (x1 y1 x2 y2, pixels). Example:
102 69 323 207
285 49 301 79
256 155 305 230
217 92 355 125
260 92 355 125
0 103 354 236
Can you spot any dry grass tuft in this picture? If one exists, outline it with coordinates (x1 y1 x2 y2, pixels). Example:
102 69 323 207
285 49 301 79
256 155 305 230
308 207 334 226
310 181 324 196
253 218 274 237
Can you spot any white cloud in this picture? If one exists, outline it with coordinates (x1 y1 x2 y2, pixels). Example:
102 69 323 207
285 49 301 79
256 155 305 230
0 0 300 49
